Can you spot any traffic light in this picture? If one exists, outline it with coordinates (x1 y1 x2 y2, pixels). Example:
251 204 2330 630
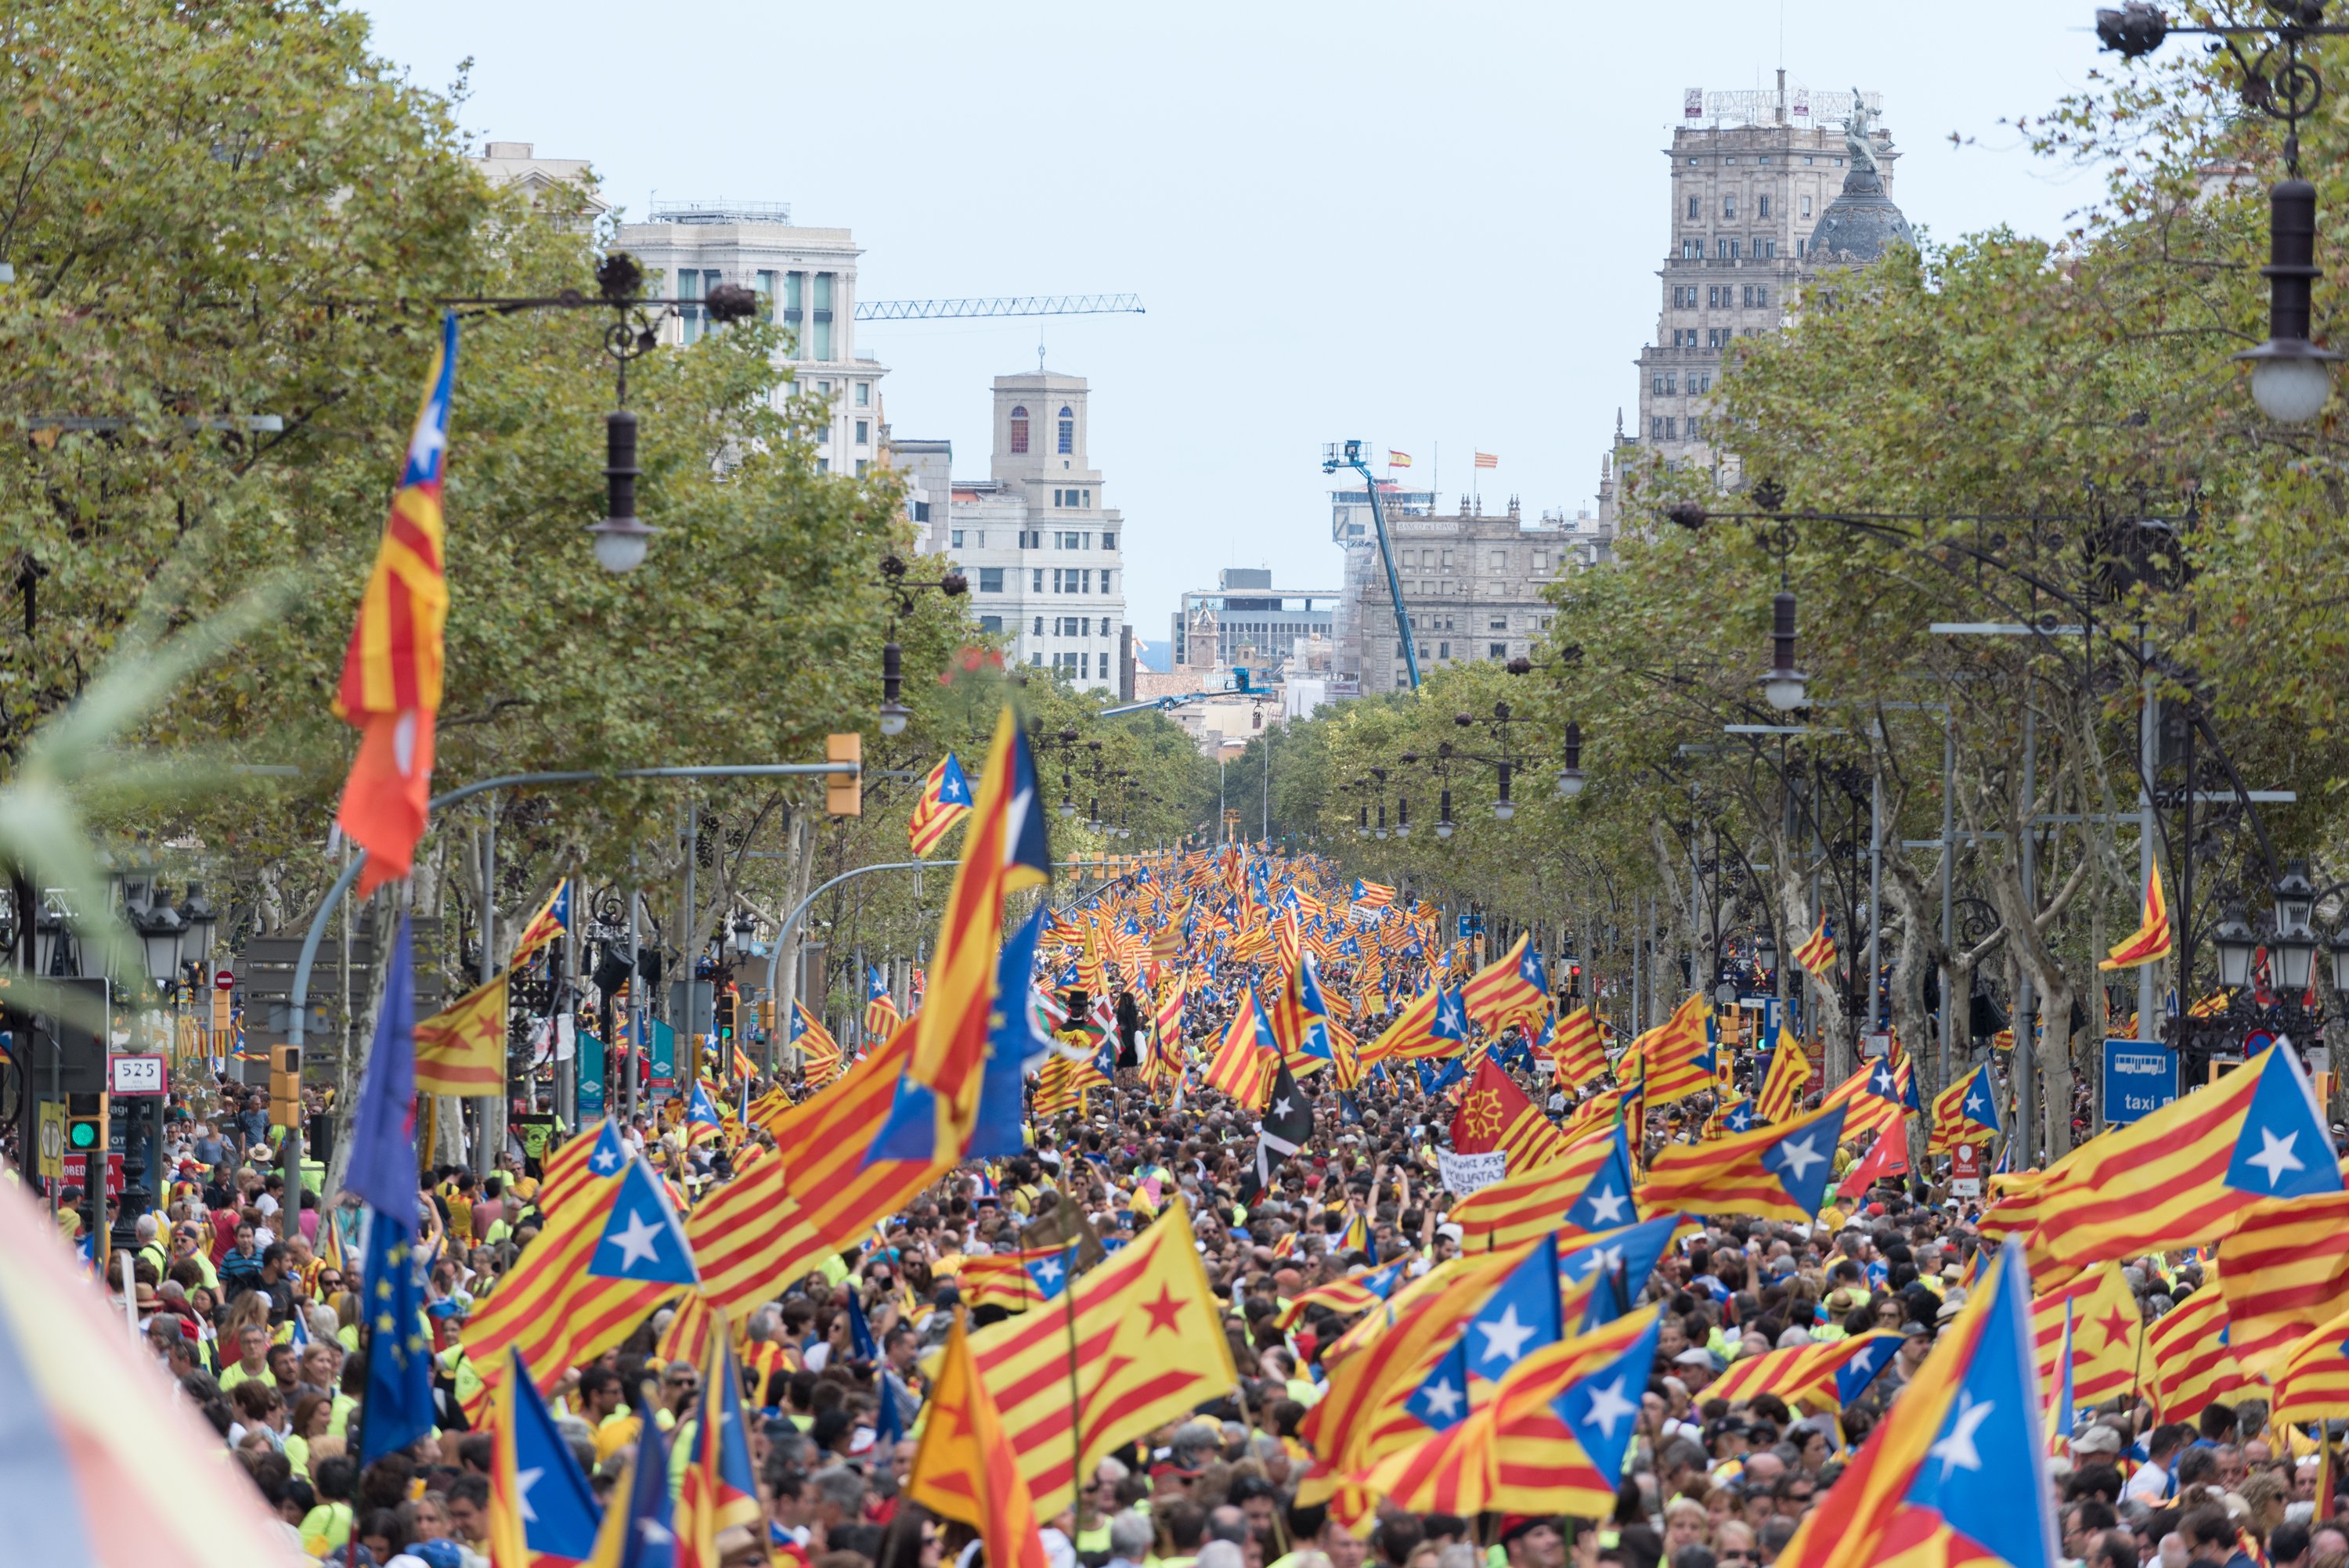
825 732 862 816
270 1044 301 1130
715 989 738 1043
756 997 776 1039
65 1092 104 1154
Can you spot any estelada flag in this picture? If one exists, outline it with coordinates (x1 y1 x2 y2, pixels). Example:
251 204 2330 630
2271 1301 2349 1426
1463 933 1546 1030
2100 863 2173 970
1640 1099 1849 1224
2216 1189 2349 1375
413 972 507 1098
908 752 976 859
334 310 456 896
1621 993 1712 1106
907 1312 1051 1568
1547 1006 1607 1088
508 880 570 968
1755 1031 1813 1125
958 1199 1236 1516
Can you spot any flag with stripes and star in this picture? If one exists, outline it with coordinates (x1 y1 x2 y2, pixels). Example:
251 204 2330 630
1640 1100 1849 1224
908 751 976 858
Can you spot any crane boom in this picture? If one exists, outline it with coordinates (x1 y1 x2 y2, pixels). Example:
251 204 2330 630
853 293 1146 322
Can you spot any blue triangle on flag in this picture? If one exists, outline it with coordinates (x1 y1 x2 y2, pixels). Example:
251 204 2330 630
587 1159 700 1286
2224 1044 2342 1200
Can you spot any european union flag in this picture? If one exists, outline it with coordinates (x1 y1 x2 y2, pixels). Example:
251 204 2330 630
343 915 418 1217
358 1204 435 1466
846 1286 878 1360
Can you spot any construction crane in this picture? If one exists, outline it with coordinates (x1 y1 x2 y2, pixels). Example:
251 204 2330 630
853 293 1145 322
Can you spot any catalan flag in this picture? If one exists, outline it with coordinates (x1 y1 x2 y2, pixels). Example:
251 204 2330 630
1151 975 1185 1054
1473 451 1499 469
1449 1055 1572 1171
2268 1303 2349 1426
1791 914 1838 981
1929 1062 2001 1155
864 967 901 1041
1463 933 1547 1031
2145 1280 2251 1422
2030 1043 2339 1272
1272 1259 1407 1332
907 1312 1052 1568
2100 862 2173 970
1367 980 1470 1062
1704 1330 1904 1415
1360 1307 1660 1518
1268 952 1335 1073
1776 1239 2057 1568
959 1200 1236 1516
790 1000 841 1085
1546 1006 1608 1088
908 752 976 858
684 1080 724 1146
1635 997 1718 1107
1351 876 1396 911
2030 1262 2142 1409
412 972 507 1098
677 1329 763 1568
1754 1030 1813 1124
507 880 570 968
1031 1050 1106 1116
334 311 456 896
2214 1190 2349 1375
1640 1099 1848 1224
1202 986 1279 1107
1446 1123 1635 1253
957 1242 1080 1314
869 706 1052 1164
487 1348 601 1568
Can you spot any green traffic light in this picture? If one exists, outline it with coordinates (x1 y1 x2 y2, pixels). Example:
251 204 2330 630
67 1121 99 1149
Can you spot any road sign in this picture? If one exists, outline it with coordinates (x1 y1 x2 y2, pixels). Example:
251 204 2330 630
109 1054 168 1096
215 969 236 990
35 1103 63 1181
2102 1037 2178 1126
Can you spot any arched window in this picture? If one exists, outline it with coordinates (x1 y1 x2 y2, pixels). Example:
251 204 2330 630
1009 406 1029 454
1057 406 1073 455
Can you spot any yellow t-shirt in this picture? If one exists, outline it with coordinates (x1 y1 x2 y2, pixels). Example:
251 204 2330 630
595 1411 641 1465
218 1362 276 1393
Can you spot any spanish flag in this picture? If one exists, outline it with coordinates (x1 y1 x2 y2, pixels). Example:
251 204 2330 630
334 311 456 896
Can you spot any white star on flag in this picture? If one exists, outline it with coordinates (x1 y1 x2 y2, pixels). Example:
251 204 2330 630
1582 1375 1637 1436
605 1209 666 1270
1474 1303 1539 1364
515 1467 543 1523
1585 1184 1629 1224
2248 1127 2307 1187
1927 1391 1994 1480
1773 1133 1824 1182
1418 1377 1463 1419
590 1146 619 1173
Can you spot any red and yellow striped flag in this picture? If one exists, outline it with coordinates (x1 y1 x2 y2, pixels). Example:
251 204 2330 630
2215 1190 2349 1375
1547 1007 1607 1088
680 1146 814 1314
2031 1263 2142 1408
1462 932 1544 1030
1445 1124 1630 1253
507 880 569 968
2100 863 2173 970
1621 994 1712 1107
334 311 456 896
1791 914 1838 979
962 1201 1237 1516
908 1312 1052 1568
2147 1280 2252 1422
413 973 507 1098
1701 1330 1903 1414
1202 989 1278 1107
957 1243 1077 1314
2271 1303 2349 1427
1755 1032 1813 1124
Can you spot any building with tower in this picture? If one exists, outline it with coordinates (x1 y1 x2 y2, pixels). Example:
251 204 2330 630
1623 79 1907 481
907 372 1131 694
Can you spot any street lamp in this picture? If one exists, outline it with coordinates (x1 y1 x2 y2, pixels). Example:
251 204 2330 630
2213 908 2259 991
1761 589 1807 712
178 884 218 964
1556 722 1586 799
873 555 969 735
134 900 186 991
2237 180 2344 423
1435 787 1455 840
588 410 655 573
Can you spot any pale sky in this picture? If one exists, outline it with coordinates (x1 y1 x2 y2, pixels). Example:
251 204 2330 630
358 0 2110 647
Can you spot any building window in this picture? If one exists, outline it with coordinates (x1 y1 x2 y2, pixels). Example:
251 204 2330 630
1488 643 1507 658
854 420 869 445
1489 618 1508 631
1100 531 1115 549
1798 237 1809 256
1802 157 1814 165
1489 550 1506 570
951 529 964 549
1441 550 1453 568
913 500 930 523
979 615 1003 633
1031 568 1044 591
1683 239 1701 259
1762 240 1777 258
1057 406 1073 454
1438 641 1451 660
1009 406 1030 453
1034 616 1045 635
1532 550 1548 572
855 381 870 406
978 567 1004 593
1665 417 1679 438
855 459 868 477
810 272 834 361
1722 195 1736 218
1758 195 1771 218
755 269 778 321
1687 195 1699 219
1801 194 1813 218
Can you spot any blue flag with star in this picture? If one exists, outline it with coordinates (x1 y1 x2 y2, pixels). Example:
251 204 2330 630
1561 1128 1638 1233
2224 1042 2340 1200
1550 1309 1661 1483
589 1159 701 1287
508 1348 601 1561
1406 1234 1563 1430
1559 1213 1680 1328
611 1404 677 1568
1024 1242 1079 1303
583 1118 630 1180
1760 1101 1848 1215
1898 1238 2059 1568
357 1203 435 1466
1432 986 1470 1044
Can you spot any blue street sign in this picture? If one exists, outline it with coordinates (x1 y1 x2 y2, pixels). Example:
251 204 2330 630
2102 1038 2178 1126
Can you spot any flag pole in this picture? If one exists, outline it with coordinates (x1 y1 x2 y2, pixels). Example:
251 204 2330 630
1060 1191 1085 1526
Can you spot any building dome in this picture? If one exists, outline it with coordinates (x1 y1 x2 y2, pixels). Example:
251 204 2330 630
1806 157 1914 268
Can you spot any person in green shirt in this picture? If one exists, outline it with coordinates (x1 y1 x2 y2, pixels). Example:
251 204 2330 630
216 1324 274 1393
300 1456 358 1558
